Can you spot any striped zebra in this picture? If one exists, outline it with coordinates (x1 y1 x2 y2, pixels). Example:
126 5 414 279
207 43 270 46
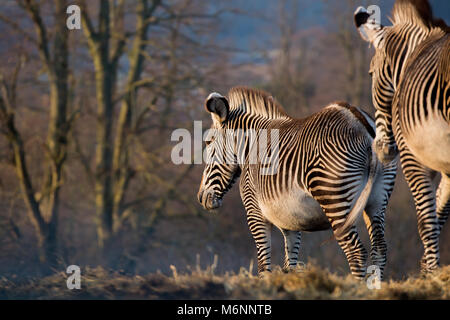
197 87 396 279
354 0 449 272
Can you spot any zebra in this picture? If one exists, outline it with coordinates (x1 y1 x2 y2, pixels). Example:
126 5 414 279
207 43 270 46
354 0 449 272
197 87 397 279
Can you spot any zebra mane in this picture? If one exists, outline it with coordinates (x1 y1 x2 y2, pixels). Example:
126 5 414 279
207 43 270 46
440 37 450 83
227 87 289 120
390 0 448 31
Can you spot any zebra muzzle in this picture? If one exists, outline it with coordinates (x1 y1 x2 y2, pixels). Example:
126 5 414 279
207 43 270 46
198 189 223 210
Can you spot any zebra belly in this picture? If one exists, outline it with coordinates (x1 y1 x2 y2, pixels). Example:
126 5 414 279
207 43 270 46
259 186 330 231
405 116 450 174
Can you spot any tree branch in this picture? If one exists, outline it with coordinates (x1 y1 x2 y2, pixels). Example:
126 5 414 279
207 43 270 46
0 12 38 45
79 0 98 43
0 65 46 237
22 0 52 74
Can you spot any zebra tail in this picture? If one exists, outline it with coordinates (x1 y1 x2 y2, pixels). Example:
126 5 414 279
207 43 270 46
335 147 378 238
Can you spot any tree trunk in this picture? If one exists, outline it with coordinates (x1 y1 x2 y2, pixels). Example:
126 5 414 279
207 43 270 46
112 0 155 230
82 0 161 246
82 0 116 248
5 0 71 268
94 64 114 248
41 0 69 267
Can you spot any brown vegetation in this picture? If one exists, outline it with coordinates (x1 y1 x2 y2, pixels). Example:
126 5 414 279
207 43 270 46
2 263 450 300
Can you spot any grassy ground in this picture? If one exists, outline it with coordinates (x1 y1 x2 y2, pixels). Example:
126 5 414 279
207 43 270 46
1 263 450 300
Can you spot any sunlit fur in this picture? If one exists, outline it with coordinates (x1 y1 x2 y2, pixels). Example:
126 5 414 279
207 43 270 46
358 0 449 272
198 87 397 279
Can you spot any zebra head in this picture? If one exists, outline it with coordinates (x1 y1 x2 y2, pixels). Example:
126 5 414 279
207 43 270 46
197 92 241 210
354 5 398 163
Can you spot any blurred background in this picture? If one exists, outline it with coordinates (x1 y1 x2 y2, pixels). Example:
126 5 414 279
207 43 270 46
0 0 449 281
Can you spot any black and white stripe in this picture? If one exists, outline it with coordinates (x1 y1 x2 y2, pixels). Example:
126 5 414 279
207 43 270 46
198 87 396 279
355 0 449 272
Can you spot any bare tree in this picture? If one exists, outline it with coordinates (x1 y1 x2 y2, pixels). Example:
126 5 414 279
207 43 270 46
323 0 371 107
0 0 70 267
80 0 227 249
79 0 161 248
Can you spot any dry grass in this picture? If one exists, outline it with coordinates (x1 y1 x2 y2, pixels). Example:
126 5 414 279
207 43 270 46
1 263 450 300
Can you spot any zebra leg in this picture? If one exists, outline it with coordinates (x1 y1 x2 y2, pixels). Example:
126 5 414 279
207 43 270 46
363 161 396 279
398 145 440 272
436 173 450 232
279 229 301 272
363 210 387 279
315 192 368 278
423 174 450 273
333 226 368 279
246 210 272 275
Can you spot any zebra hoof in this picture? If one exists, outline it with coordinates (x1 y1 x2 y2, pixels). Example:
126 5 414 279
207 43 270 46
282 267 291 274
258 270 272 278
282 265 298 273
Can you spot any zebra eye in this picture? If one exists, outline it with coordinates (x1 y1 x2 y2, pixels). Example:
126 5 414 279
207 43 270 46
205 138 214 146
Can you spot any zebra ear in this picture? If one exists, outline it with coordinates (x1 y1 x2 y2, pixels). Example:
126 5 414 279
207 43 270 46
205 92 229 123
354 6 383 47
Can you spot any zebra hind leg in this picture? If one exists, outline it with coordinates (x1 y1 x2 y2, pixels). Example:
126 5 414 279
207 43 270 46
436 173 450 233
421 174 450 272
279 229 301 272
316 197 368 279
333 226 368 280
398 144 440 273
362 161 396 280
363 209 387 279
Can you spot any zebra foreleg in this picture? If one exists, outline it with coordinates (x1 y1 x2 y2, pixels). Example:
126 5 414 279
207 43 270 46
279 229 301 272
398 143 440 273
247 210 272 275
